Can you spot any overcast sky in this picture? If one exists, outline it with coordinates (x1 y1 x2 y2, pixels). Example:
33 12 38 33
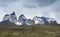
0 0 60 23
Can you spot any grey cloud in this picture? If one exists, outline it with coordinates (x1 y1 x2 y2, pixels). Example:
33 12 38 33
0 4 7 7
36 0 56 7
0 0 20 7
23 4 37 8
51 0 60 13
22 0 37 8
22 0 56 8
0 0 20 3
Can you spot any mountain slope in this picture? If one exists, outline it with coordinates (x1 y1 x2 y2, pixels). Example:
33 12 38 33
0 20 16 26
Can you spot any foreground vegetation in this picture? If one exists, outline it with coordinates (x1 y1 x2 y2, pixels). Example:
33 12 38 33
0 25 60 37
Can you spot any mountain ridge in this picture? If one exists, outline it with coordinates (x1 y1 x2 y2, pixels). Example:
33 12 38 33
0 12 58 26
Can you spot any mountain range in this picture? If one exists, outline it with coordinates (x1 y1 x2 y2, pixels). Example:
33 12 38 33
33 16 57 24
0 12 58 26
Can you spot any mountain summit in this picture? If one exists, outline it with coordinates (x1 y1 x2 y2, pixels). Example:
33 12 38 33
3 12 17 24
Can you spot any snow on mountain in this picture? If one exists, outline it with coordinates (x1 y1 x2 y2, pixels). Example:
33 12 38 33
33 16 57 24
3 12 17 24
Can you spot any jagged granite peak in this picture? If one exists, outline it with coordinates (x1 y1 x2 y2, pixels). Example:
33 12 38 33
18 14 26 22
18 14 27 25
18 14 35 25
10 12 17 23
33 16 57 24
3 12 17 24
0 20 16 26
19 14 26 19
11 12 15 15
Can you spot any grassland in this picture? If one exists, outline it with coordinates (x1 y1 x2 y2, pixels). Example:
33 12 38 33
0 25 60 37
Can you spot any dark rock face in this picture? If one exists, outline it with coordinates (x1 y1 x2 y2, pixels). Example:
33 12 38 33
18 14 26 22
11 12 15 15
25 19 35 25
50 20 57 24
0 20 16 26
10 12 17 23
3 12 17 24
39 17 49 24
18 14 27 25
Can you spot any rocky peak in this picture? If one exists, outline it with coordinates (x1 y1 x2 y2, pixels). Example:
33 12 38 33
3 12 17 24
18 14 35 25
11 12 15 15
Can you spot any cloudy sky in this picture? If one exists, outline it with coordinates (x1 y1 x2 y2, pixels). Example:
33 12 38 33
0 0 60 23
